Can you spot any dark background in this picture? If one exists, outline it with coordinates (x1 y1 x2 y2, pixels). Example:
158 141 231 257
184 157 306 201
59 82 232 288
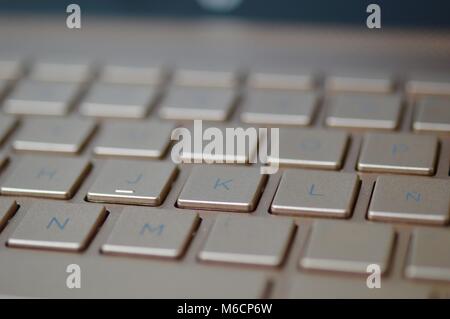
0 0 449 28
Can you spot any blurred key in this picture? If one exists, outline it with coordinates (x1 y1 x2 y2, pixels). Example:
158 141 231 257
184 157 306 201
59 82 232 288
159 86 236 121
3 80 80 116
0 60 24 80
368 176 450 225
0 156 90 199
7 202 106 251
300 220 395 274
241 90 317 125
357 132 438 175
268 128 348 169
271 170 359 218
0 115 18 145
13 117 95 154
173 69 237 88
177 165 267 212
102 208 198 258
406 75 450 96
406 228 450 281
99 65 166 85
325 73 394 93
325 93 402 129
0 199 18 232
80 83 158 118
87 160 177 206
93 120 174 158
199 215 294 266
413 96 450 132
247 72 314 90
29 62 92 83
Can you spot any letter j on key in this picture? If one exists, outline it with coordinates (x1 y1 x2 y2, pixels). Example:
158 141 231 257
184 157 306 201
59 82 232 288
214 178 232 190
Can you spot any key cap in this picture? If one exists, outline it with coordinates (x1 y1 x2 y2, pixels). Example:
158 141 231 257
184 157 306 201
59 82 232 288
87 160 178 206
173 122 258 164
79 83 158 118
406 228 450 281
247 72 314 90
7 202 106 251
13 117 96 154
93 120 174 158
288 275 430 298
413 96 450 132
173 69 237 88
3 80 81 116
0 199 18 232
99 65 165 85
240 90 317 125
406 74 450 96
268 128 348 169
271 170 359 218
159 86 236 121
102 207 198 258
0 252 267 298
177 165 267 212
199 215 294 266
357 132 438 175
0 60 24 80
0 115 18 145
325 93 402 129
0 156 90 199
29 62 92 83
368 176 450 225
325 73 394 93
300 220 395 274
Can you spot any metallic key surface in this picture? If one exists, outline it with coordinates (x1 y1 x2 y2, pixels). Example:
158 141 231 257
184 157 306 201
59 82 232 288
13 117 96 154
7 202 106 251
300 220 395 274
102 207 199 258
413 96 450 132
87 160 178 206
271 170 359 218
268 128 348 170
177 165 267 212
368 176 450 225
357 132 438 175
0 156 90 199
199 215 294 266
99 65 165 85
93 120 174 158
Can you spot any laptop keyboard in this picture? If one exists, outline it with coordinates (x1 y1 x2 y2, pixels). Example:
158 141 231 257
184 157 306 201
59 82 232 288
0 59 450 298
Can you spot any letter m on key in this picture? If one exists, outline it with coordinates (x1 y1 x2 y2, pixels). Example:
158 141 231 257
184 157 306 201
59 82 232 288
47 217 70 230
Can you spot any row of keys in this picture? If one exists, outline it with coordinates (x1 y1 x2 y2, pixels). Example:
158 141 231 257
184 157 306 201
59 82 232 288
2 199 450 283
1 76 450 130
0 156 448 225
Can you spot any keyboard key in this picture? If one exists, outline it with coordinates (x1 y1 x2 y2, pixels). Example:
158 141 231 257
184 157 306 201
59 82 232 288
406 228 450 281
413 96 450 132
325 93 402 129
271 170 359 218
406 75 450 96
3 80 81 116
93 120 174 158
79 83 158 118
300 220 395 274
102 207 199 258
0 156 90 199
357 132 438 175
173 122 258 164
368 176 450 225
29 62 92 83
199 215 294 266
0 60 24 80
173 69 237 88
159 86 236 121
13 117 96 154
87 160 178 206
0 199 18 232
99 65 166 85
7 202 106 251
247 72 314 90
268 128 348 169
325 73 394 93
0 115 18 145
240 90 317 125
177 165 267 212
